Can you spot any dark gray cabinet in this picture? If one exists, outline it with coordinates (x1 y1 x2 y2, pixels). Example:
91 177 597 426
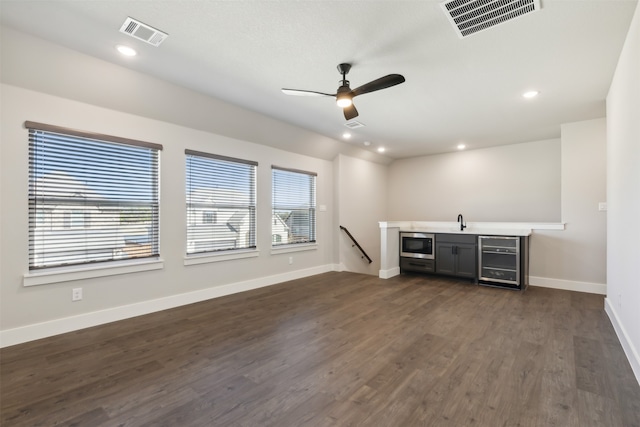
435 234 477 279
399 231 529 288
400 257 434 274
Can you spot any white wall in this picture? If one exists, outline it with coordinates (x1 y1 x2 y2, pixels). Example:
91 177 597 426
605 1 640 383
336 154 388 275
0 84 336 340
387 139 561 222
532 119 607 286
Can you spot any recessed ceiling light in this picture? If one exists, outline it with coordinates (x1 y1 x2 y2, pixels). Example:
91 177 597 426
522 90 539 99
116 45 137 57
363 141 371 146
377 147 385 153
342 132 351 139
457 144 466 150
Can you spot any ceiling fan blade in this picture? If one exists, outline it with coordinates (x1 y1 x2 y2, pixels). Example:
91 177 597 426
343 104 359 121
281 88 335 97
351 74 405 97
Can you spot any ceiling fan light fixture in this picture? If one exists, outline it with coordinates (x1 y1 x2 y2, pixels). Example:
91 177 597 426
336 83 353 108
336 93 353 108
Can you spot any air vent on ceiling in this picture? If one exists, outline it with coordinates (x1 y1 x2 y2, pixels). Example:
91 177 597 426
441 0 541 38
119 17 168 47
344 121 365 129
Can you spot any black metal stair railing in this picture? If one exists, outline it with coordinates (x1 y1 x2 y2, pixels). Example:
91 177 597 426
339 225 373 264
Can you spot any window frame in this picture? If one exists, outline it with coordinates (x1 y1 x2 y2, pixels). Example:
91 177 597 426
271 165 317 249
185 149 258 258
25 121 162 276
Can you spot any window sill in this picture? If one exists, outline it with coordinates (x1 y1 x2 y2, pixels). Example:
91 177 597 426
184 249 259 266
271 243 318 255
23 258 164 287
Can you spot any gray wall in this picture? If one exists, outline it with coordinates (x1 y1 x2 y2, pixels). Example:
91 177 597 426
387 139 561 222
336 154 389 275
532 119 607 285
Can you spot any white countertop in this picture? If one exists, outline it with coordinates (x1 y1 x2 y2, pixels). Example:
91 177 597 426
403 227 532 237
379 221 566 237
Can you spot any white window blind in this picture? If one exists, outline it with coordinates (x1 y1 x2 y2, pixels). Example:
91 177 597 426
27 121 161 270
185 150 257 255
272 166 316 246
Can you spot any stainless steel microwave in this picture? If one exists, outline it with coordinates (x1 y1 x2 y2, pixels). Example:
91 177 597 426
400 232 435 260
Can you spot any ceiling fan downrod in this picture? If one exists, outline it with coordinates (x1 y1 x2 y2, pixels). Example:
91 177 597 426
337 63 351 85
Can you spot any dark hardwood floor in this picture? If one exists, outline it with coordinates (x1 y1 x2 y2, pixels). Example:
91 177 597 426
1 272 639 426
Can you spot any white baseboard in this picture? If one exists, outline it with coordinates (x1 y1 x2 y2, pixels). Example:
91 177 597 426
605 298 640 386
0 264 337 348
379 267 400 279
529 276 606 295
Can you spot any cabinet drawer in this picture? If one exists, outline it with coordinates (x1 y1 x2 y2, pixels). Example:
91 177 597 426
480 267 517 283
436 234 476 245
401 257 434 273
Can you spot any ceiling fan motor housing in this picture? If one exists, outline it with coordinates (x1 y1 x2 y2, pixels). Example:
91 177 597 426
337 84 351 95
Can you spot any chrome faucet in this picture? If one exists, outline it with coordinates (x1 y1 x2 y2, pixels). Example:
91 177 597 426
457 214 466 231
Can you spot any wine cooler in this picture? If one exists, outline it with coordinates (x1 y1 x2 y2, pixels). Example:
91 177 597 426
478 235 529 290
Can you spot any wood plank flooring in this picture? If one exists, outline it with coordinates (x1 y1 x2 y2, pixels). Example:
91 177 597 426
1 272 639 426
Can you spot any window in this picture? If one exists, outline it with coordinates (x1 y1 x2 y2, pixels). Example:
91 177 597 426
70 210 86 228
185 150 257 255
27 121 161 270
272 166 316 246
202 211 216 224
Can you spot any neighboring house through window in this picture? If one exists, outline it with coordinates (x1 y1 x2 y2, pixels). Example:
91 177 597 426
185 150 257 255
27 121 162 270
272 166 316 246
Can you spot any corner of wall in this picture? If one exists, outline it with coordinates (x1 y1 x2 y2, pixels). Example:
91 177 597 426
605 298 640 385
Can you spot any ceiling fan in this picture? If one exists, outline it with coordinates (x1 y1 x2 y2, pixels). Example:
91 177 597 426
281 63 406 121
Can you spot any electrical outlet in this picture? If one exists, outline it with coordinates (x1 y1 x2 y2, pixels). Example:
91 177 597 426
72 288 83 301
289 256 293 265
618 293 622 309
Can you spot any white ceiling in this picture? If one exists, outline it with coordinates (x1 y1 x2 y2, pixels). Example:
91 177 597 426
0 0 637 159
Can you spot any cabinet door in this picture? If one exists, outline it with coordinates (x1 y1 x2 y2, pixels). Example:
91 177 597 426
435 243 455 275
455 243 477 278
